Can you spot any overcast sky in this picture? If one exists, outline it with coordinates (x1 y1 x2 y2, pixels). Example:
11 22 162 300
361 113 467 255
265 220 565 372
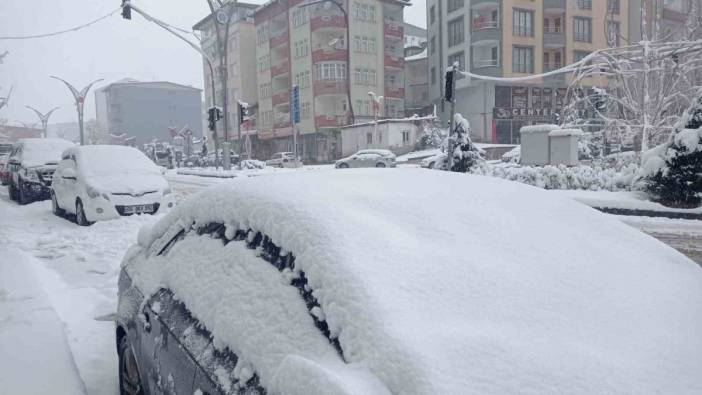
0 0 426 125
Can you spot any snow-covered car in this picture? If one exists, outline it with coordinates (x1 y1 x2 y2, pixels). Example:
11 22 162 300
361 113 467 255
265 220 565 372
419 152 447 169
335 150 396 169
51 145 174 226
265 152 297 167
6 138 74 205
0 153 10 185
501 145 521 163
116 169 702 395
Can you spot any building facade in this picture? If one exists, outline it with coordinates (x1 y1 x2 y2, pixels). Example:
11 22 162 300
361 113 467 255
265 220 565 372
193 3 259 147
629 0 702 42
403 23 431 116
427 0 628 144
340 117 430 157
95 79 203 147
253 0 409 163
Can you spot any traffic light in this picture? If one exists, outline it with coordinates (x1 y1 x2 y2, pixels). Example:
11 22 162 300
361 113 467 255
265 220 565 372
121 1 131 20
207 107 216 131
444 69 454 102
239 102 249 125
215 107 223 121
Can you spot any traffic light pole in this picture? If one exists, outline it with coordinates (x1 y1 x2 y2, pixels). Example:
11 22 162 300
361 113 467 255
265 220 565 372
446 65 457 171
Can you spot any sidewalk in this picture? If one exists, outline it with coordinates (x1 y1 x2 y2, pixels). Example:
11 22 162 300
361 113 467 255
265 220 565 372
0 248 86 394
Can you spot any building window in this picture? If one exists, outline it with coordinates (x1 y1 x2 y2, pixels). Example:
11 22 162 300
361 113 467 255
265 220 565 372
574 17 592 42
448 0 464 13
301 102 311 119
513 9 534 37
448 52 465 70
354 68 377 85
292 7 309 27
353 36 377 53
354 3 376 23
512 46 534 73
402 131 410 144
577 0 592 10
448 17 465 47
607 0 620 14
574 50 590 63
430 36 436 54
430 6 436 24
314 62 347 81
607 21 620 46
431 67 436 85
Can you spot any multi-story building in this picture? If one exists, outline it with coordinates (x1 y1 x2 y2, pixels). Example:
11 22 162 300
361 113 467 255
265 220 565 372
253 0 409 163
94 79 203 146
427 0 628 144
629 0 702 41
404 23 431 116
193 3 259 146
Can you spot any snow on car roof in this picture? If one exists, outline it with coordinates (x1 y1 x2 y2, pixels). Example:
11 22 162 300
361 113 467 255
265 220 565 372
70 145 159 174
132 169 702 394
18 138 74 167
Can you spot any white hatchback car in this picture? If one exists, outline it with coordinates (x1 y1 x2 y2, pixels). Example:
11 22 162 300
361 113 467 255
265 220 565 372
335 150 397 168
51 145 175 225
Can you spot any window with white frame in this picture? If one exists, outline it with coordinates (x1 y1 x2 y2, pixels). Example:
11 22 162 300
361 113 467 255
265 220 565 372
314 62 347 81
512 46 533 73
402 130 410 144
354 3 376 23
513 9 534 37
574 17 592 42
292 7 309 27
448 17 465 47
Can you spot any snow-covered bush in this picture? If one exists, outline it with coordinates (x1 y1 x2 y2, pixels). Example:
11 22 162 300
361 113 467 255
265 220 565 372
416 121 446 150
501 146 520 163
450 113 482 172
240 159 266 170
473 162 638 191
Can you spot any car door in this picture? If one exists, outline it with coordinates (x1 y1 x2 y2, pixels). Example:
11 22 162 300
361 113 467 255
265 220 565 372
57 157 78 212
8 145 21 184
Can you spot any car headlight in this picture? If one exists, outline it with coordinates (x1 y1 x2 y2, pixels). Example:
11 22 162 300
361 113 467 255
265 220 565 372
23 168 40 182
163 186 172 196
86 185 109 200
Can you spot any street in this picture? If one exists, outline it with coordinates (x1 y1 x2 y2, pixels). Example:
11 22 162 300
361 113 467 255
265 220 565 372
0 171 700 394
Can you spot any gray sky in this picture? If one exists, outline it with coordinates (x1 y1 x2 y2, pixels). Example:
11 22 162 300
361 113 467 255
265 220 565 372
0 0 426 125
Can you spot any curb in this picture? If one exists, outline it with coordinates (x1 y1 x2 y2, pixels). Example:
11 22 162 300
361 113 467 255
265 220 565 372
593 206 702 220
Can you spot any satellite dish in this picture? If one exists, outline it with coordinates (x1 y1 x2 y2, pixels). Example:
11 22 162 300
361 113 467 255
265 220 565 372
216 10 229 25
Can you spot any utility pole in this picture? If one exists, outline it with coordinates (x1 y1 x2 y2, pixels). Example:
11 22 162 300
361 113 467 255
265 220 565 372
51 76 103 145
0 86 12 111
445 64 457 171
25 106 59 138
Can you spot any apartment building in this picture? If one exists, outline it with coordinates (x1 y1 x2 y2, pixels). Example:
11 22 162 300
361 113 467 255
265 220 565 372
629 0 702 41
193 3 259 146
253 0 409 163
404 23 431 116
426 0 628 144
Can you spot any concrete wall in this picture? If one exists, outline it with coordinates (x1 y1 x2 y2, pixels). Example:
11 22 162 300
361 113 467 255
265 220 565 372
341 121 418 157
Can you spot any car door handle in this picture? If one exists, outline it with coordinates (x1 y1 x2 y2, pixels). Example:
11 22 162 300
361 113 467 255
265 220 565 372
142 311 152 333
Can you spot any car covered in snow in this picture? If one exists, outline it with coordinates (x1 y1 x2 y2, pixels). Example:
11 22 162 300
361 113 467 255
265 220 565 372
51 145 174 226
265 152 299 168
116 169 702 395
6 138 74 204
419 152 447 169
335 149 396 169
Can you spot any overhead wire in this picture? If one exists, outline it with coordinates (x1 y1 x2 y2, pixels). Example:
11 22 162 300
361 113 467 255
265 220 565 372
0 8 121 40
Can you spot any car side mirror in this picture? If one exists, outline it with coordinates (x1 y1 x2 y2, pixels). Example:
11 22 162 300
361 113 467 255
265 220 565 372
62 168 77 180
8 158 19 165
352 156 358 160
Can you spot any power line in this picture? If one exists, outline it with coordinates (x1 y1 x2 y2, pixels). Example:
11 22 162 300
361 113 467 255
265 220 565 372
0 8 120 40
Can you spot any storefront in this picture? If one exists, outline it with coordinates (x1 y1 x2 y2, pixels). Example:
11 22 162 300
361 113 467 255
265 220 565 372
492 85 568 144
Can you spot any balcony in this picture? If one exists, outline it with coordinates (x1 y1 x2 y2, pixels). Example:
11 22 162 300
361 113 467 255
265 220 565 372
312 48 347 63
272 91 289 106
473 58 499 68
544 27 565 48
270 30 289 48
544 0 566 11
310 15 346 31
315 115 347 128
384 19 403 39
384 54 404 69
274 121 292 130
543 63 566 81
471 0 499 7
313 80 347 95
471 58 501 77
471 21 500 44
385 87 405 99
271 60 290 77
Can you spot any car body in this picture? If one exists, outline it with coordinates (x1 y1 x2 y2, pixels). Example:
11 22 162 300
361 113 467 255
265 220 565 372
117 170 702 395
51 145 174 225
335 150 396 169
0 154 10 185
6 138 74 204
265 152 298 167
419 152 448 169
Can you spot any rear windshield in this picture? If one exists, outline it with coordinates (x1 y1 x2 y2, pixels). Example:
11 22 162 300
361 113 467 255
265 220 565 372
79 146 159 175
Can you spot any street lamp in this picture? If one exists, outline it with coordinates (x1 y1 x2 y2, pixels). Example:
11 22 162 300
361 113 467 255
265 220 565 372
298 0 355 125
51 76 103 145
25 106 59 138
0 86 13 111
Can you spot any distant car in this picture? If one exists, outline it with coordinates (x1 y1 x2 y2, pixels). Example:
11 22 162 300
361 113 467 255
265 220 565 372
51 145 174 226
0 154 10 185
116 170 702 395
6 138 74 205
420 152 448 170
335 150 396 169
266 152 297 168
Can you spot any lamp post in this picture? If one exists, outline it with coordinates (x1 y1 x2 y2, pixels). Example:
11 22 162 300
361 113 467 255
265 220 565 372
298 0 355 125
51 76 103 145
0 86 13 111
25 106 59 138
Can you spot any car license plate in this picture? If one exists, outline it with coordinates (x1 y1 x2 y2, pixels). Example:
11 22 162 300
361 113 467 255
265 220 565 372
124 204 153 214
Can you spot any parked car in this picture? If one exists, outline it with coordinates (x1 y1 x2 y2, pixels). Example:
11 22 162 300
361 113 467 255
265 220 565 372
116 170 702 395
51 145 174 226
265 152 298 168
419 152 447 169
6 138 74 204
0 154 10 185
335 150 396 168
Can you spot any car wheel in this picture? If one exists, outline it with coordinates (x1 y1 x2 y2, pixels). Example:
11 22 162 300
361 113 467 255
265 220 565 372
8 184 17 201
75 200 93 226
338 163 349 169
51 192 65 217
118 336 144 395
17 182 30 205
428 162 435 169
375 163 387 168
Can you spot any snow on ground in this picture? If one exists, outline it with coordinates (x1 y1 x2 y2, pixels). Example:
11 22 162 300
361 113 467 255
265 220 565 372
552 189 702 214
0 248 86 394
0 187 164 394
134 169 702 394
396 148 440 162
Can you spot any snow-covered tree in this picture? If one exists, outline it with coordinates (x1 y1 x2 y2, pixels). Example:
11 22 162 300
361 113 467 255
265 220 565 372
416 119 446 150
562 1 702 153
642 94 702 207
450 113 482 173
